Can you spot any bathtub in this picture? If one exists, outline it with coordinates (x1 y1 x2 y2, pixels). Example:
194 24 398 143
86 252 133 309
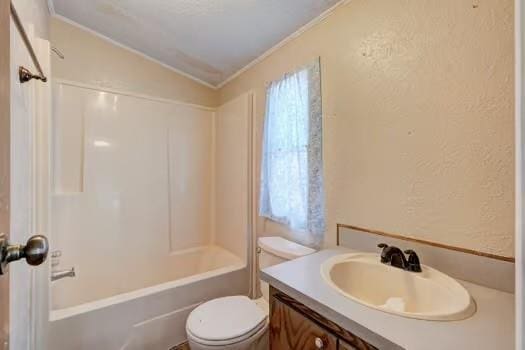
48 246 248 350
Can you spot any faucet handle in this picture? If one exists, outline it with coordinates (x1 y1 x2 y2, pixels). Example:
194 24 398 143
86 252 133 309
404 249 422 272
377 243 389 263
51 267 76 282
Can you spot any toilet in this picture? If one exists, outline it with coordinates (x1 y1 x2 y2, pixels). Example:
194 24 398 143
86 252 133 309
186 236 316 350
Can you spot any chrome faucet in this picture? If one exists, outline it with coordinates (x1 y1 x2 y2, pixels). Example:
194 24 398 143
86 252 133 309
377 243 422 272
51 267 75 281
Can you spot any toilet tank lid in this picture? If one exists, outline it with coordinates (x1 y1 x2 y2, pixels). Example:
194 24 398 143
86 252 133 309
258 236 316 260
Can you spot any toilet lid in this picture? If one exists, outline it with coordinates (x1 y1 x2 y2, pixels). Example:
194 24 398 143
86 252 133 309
187 296 267 343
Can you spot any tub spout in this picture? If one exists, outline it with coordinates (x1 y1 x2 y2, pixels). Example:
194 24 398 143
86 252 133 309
51 267 75 282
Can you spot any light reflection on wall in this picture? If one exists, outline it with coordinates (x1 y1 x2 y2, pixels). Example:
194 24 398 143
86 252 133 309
93 140 111 147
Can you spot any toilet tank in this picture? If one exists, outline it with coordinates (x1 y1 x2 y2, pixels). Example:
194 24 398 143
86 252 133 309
258 236 316 301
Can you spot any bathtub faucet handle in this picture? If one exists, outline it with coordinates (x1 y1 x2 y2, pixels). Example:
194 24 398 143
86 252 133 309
51 267 76 282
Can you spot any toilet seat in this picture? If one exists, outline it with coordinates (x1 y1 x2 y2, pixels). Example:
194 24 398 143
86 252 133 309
186 296 268 346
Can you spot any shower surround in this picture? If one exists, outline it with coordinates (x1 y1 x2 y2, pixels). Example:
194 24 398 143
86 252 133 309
48 80 253 349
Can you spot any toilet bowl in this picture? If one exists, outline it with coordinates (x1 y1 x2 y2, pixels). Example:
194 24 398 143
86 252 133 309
186 237 316 350
186 296 268 350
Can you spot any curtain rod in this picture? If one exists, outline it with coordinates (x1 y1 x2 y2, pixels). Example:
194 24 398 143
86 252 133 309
10 2 47 83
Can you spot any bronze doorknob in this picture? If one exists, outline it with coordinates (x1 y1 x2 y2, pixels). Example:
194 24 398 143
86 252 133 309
22 235 49 265
0 234 49 275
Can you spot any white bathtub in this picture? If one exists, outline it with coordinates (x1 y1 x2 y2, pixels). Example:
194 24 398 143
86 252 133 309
49 246 247 350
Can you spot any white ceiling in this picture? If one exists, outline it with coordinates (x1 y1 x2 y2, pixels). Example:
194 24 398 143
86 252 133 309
50 0 342 87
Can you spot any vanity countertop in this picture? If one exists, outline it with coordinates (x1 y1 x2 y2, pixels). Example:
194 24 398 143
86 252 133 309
261 248 514 350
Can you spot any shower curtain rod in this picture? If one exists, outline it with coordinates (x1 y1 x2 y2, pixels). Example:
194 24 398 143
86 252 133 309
10 2 47 83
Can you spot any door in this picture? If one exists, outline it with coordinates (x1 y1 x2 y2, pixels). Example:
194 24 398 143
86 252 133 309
0 2 50 350
0 0 11 349
510 1 525 347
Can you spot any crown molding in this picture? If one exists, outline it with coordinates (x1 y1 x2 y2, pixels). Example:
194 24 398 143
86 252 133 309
51 13 218 90
217 0 351 88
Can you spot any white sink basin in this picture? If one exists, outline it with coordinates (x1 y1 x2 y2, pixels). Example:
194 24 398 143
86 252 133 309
321 253 476 321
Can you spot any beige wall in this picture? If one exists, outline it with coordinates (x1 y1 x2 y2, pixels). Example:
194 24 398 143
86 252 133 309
50 18 218 107
220 0 515 257
214 93 252 261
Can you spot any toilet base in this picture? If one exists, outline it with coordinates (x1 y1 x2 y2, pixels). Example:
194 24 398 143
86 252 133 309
187 323 268 350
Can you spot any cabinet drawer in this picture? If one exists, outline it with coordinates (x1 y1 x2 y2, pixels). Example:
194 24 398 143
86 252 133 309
270 298 337 350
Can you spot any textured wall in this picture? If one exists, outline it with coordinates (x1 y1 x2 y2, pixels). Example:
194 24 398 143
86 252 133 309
50 18 218 107
214 94 251 261
220 0 515 256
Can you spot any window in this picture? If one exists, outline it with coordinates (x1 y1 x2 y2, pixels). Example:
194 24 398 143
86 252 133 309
259 59 325 246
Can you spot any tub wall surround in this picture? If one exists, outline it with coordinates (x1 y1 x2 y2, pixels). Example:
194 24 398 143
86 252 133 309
51 81 218 304
219 0 515 257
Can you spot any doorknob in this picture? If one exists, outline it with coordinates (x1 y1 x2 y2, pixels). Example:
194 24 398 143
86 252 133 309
0 234 49 275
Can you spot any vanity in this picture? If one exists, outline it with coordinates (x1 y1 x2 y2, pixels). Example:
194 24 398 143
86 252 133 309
262 248 515 349
270 286 377 349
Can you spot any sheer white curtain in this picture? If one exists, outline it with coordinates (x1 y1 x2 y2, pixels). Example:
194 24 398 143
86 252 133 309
259 59 325 247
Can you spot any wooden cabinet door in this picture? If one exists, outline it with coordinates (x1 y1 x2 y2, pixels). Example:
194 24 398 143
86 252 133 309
339 341 358 350
270 298 337 350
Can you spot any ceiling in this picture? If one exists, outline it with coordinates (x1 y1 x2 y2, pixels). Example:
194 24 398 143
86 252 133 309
50 0 342 88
